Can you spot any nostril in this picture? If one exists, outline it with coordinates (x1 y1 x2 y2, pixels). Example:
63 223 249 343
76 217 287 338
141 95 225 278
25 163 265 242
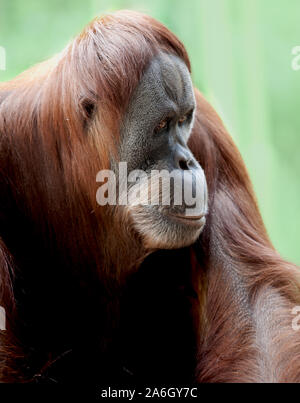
179 159 190 171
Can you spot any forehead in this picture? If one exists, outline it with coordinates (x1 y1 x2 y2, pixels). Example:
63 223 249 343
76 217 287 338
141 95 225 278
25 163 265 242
130 53 195 114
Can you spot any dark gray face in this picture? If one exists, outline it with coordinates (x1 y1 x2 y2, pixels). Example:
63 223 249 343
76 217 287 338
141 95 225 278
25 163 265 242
119 53 208 249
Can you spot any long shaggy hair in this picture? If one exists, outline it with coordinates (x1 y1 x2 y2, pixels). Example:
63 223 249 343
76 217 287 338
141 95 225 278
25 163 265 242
0 10 299 383
190 91 300 382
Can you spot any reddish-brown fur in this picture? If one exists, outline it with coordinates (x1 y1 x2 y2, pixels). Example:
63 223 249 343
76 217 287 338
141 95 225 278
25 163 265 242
190 92 300 382
0 10 299 383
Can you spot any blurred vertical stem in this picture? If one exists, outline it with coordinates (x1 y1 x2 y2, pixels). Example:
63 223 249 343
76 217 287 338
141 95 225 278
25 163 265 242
238 0 275 234
194 0 242 143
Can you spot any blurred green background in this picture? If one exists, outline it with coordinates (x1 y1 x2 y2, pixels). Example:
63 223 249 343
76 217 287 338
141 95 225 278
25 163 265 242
0 0 299 264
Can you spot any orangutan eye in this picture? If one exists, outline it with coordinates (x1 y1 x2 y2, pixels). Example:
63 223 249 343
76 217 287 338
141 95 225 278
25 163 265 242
154 118 170 134
178 115 188 125
178 110 194 126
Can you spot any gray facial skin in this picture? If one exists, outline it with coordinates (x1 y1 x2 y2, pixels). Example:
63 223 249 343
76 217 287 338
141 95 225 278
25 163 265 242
119 53 208 249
